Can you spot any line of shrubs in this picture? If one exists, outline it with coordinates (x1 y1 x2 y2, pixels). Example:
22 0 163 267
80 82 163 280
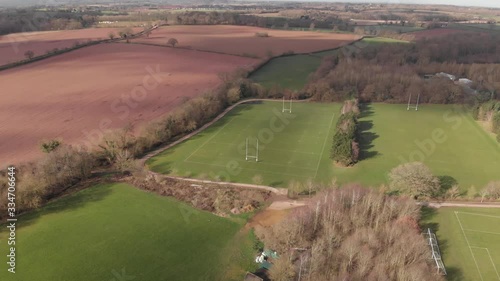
330 99 360 166
472 100 500 142
0 69 275 220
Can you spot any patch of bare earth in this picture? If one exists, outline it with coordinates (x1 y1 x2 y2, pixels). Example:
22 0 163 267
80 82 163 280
132 25 361 58
0 43 258 166
0 28 141 65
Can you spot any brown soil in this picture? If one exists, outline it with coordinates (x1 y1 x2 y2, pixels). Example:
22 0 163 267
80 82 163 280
0 43 257 166
132 25 361 58
0 28 141 65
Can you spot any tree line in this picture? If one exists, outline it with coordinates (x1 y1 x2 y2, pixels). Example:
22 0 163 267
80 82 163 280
0 8 99 35
305 33 500 104
164 11 354 32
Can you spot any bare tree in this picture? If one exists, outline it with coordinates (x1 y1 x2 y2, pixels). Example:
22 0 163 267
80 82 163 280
167 38 179 47
257 186 443 281
108 31 116 40
24 50 35 60
269 254 296 281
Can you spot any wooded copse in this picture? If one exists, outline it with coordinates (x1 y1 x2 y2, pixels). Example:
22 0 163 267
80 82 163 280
0 8 99 35
257 185 443 281
305 33 500 104
473 100 500 142
330 99 360 166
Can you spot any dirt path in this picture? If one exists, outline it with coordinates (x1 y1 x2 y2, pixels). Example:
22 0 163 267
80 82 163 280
422 201 500 208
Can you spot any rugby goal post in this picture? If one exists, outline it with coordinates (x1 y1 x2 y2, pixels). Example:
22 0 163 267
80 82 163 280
282 96 292 113
245 138 259 162
407 93 420 111
423 228 447 275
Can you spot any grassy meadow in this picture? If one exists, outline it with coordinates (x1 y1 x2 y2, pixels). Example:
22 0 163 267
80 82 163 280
0 183 256 281
422 207 500 281
148 101 341 187
148 102 500 189
340 103 500 189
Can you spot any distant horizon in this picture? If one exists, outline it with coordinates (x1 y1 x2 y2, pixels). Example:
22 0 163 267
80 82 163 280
266 0 500 9
0 0 500 9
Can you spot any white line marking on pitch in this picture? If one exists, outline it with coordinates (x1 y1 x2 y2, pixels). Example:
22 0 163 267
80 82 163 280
455 211 484 281
465 229 500 236
184 118 235 162
486 248 500 280
314 112 336 179
458 211 500 219
470 247 500 280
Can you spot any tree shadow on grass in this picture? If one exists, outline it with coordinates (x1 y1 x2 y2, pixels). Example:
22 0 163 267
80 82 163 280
358 103 375 118
357 103 380 161
358 120 380 160
420 206 439 231
437 175 458 195
9 183 113 231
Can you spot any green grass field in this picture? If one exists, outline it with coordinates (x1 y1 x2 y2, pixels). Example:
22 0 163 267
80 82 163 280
148 102 500 189
362 37 410 43
250 54 323 90
0 183 256 281
422 207 500 281
250 37 409 90
371 24 424 33
148 101 341 187
350 104 500 189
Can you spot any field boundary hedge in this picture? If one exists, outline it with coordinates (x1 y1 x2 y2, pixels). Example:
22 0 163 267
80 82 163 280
0 26 158 72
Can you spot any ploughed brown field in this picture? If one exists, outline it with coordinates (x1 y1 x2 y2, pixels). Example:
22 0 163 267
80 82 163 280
410 28 473 40
0 28 141 66
132 25 361 57
0 43 258 165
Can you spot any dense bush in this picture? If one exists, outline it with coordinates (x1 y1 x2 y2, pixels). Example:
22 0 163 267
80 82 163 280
331 100 359 166
389 162 440 199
